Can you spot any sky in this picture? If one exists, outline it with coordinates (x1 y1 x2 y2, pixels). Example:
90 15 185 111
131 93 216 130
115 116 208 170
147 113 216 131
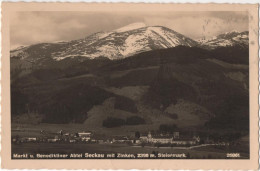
10 11 248 49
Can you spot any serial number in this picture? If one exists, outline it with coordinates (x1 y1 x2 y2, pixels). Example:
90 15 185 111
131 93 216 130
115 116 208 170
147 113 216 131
227 153 240 158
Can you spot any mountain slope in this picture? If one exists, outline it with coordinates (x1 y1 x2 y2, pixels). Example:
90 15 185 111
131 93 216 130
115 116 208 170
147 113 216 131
11 46 249 133
11 23 198 62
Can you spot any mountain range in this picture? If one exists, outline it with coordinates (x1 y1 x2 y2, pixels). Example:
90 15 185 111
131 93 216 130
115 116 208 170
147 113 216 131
11 23 249 137
11 23 248 62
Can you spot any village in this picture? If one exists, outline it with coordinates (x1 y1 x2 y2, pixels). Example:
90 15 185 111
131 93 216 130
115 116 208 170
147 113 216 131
12 130 203 147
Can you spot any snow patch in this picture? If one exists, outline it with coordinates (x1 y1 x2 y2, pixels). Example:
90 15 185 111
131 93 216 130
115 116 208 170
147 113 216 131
149 27 181 47
120 33 150 56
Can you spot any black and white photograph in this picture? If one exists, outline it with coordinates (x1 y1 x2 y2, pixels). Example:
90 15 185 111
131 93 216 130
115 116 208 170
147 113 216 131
9 9 252 160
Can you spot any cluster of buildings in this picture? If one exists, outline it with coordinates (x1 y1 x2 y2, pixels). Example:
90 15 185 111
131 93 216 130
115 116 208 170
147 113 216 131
12 130 93 143
139 132 200 145
12 130 200 146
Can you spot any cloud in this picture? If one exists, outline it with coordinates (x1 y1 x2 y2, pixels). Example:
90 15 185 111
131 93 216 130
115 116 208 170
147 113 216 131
10 11 248 49
144 15 248 40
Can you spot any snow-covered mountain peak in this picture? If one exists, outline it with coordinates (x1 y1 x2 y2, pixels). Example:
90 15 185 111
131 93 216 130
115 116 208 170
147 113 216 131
115 22 146 33
199 31 248 49
11 24 199 61
224 30 239 34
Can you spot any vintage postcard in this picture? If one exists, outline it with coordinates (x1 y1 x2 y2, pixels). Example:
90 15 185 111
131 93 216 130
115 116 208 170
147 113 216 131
1 2 259 170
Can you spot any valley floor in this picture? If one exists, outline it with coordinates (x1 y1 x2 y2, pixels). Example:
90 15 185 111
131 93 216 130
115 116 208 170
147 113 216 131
11 123 154 137
11 123 249 159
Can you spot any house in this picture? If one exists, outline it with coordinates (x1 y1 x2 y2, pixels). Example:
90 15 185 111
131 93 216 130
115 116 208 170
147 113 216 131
112 136 128 143
78 132 92 141
139 132 199 145
171 135 200 145
134 139 141 144
149 135 173 144
139 132 173 144
81 136 91 141
26 137 37 142
139 134 149 142
171 138 196 145
90 139 97 143
69 139 76 143
47 138 58 143
78 132 92 137
64 132 70 136
146 132 173 144
46 135 60 143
